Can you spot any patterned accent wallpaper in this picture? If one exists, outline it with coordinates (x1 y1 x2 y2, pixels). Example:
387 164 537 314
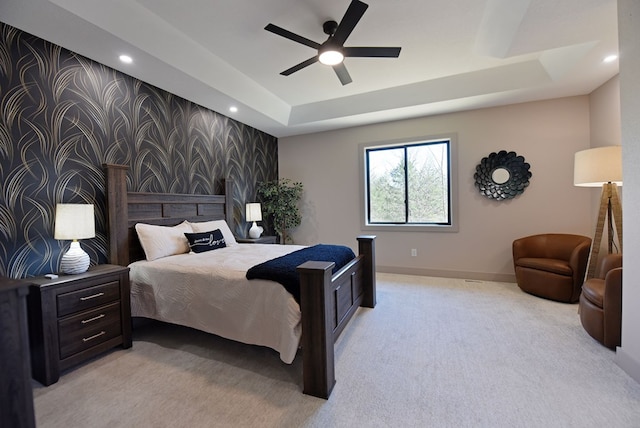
0 22 278 278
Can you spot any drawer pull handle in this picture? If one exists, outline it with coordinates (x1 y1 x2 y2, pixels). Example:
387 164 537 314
82 331 106 342
80 292 105 301
81 314 105 324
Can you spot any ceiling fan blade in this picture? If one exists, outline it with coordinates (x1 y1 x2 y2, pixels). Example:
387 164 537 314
333 63 353 85
281 56 319 76
265 23 322 50
332 0 369 46
343 47 401 58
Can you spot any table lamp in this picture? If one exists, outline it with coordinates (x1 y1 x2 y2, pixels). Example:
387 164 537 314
54 204 95 274
246 203 264 239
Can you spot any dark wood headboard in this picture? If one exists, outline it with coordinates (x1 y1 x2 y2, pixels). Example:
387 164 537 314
104 164 233 266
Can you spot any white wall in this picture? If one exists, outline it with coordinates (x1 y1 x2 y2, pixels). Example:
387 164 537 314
590 75 621 146
279 96 592 282
616 0 640 383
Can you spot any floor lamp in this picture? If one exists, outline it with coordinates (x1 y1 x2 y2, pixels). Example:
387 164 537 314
574 146 623 280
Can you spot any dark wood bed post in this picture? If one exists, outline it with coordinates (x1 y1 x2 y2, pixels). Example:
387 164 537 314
358 235 376 308
297 235 376 399
298 261 336 399
104 164 130 266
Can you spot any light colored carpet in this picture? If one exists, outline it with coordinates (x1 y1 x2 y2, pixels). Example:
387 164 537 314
33 273 640 427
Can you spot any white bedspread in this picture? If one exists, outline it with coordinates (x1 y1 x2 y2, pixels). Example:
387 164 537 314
129 243 306 363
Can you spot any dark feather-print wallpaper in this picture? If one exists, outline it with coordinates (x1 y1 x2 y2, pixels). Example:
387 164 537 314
0 22 278 278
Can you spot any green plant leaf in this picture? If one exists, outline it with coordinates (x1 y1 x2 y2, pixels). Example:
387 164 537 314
257 178 303 243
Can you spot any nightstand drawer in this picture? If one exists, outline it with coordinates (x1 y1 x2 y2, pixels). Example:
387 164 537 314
57 280 120 317
58 302 122 359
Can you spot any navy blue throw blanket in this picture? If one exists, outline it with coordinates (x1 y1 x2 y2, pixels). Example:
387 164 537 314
246 244 356 303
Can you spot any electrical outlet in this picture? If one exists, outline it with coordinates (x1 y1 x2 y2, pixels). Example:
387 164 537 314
411 248 417 257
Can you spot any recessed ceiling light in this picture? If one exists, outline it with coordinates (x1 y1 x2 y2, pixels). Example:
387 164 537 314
229 106 238 113
119 55 133 64
603 54 618 63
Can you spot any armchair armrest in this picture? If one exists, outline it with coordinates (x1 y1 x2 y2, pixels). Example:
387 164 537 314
603 267 623 313
603 266 623 348
512 236 536 261
597 254 623 279
568 240 591 280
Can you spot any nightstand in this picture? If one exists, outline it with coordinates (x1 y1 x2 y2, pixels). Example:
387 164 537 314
27 264 131 386
237 236 278 244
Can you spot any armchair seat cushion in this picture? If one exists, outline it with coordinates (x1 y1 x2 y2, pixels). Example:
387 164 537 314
515 257 572 276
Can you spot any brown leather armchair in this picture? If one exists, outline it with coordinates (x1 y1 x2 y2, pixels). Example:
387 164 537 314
512 234 592 303
579 254 623 349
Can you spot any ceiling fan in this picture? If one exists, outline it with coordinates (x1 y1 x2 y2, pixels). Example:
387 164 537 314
264 0 401 85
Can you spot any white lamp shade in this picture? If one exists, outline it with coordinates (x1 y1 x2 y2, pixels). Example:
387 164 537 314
245 203 262 222
54 204 95 240
574 146 623 187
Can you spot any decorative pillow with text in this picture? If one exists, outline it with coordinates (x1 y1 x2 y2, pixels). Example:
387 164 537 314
187 220 237 246
184 229 226 253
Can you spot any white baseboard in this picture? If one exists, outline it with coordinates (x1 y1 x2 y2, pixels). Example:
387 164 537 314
376 265 516 283
615 347 640 384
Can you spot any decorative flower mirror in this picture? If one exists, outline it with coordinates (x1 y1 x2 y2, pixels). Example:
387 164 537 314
474 150 532 200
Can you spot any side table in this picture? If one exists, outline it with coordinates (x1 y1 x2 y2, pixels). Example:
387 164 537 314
237 236 278 244
27 264 131 386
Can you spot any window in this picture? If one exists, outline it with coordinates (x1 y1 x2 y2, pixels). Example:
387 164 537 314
361 135 458 232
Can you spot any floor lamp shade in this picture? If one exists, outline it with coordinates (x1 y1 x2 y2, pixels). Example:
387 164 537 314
54 204 95 274
574 146 622 187
245 203 263 239
573 146 623 280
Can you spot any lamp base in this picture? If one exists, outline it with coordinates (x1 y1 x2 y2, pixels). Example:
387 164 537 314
584 182 623 280
249 222 264 239
60 241 90 275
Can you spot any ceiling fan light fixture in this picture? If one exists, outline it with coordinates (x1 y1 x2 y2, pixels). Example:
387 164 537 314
319 48 344 65
265 0 401 84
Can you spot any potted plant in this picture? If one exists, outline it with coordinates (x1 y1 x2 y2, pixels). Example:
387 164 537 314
257 178 303 244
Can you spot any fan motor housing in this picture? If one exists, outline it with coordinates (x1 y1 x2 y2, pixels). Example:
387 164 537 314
323 20 338 36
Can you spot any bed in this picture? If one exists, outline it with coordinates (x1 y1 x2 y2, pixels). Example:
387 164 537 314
103 164 376 398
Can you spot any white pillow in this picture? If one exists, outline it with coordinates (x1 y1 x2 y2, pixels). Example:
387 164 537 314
135 221 193 261
187 220 237 246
